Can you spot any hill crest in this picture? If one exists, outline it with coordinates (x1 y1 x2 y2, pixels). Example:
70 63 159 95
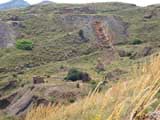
0 0 30 10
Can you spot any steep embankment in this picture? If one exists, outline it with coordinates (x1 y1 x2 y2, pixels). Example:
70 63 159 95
0 22 15 48
25 54 160 120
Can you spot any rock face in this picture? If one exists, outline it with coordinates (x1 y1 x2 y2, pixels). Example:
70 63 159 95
61 15 128 47
6 90 34 116
0 80 17 91
0 0 30 10
0 22 15 48
0 82 89 116
2 88 50 116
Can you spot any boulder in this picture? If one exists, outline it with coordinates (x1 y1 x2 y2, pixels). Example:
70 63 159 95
32 76 45 84
118 50 131 57
0 80 17 91
143 47 153 56
0 92 17 109
81 73 91 82
78 29 89 42
130 47 153 59
0 99 10 109
144 13 153 19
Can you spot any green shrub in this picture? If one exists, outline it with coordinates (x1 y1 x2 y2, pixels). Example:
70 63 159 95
16 39 33 50
65 68 82 81
131 39 142 45
49 96 56 102
65 68 91 81
79 29 84 39
68 98 75 103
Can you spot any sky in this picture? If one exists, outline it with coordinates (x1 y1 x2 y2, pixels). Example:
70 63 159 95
0 0 160 6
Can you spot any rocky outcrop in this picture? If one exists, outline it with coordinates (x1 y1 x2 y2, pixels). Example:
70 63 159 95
0 92 18 109
0 88 49 116
130 47 153 59
1 82 89 116
144 7 160 19
0 80 17 91
60 15 128 47
7 90 34 116
32 76 45 84
0 22 16 48
118 50 132 57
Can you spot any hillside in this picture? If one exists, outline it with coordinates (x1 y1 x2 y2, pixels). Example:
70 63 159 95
26 54 160 120
0 0 30 10
0 2 159 120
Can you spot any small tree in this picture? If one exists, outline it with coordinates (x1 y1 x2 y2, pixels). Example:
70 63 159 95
131 39 142 45
65 68 91 82
65 68 82 81
79 30 85 39
16 39 33 50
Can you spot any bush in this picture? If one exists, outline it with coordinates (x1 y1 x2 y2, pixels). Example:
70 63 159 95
16 39 33 50
65 68 91 82
68 98 75 103
79 29 84 39
131 39 142 45
65 68 82 81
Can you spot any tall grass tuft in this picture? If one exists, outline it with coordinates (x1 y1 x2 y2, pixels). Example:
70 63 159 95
25 54 160 120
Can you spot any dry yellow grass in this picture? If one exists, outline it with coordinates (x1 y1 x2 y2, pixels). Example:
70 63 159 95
25 54 160 120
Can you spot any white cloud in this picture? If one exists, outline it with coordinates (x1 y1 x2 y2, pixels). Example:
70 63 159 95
0 0 160 6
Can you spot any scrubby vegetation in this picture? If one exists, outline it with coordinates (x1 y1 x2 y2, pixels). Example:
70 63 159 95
131 39 143 45
0 2 160 120
25 55 160 120
65 68 82 81
16 39 33 50
65 68 91 81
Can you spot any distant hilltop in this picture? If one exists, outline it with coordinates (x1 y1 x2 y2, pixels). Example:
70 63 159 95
0 0 30 10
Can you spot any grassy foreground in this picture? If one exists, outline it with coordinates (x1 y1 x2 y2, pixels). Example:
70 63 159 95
25 54 160 120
